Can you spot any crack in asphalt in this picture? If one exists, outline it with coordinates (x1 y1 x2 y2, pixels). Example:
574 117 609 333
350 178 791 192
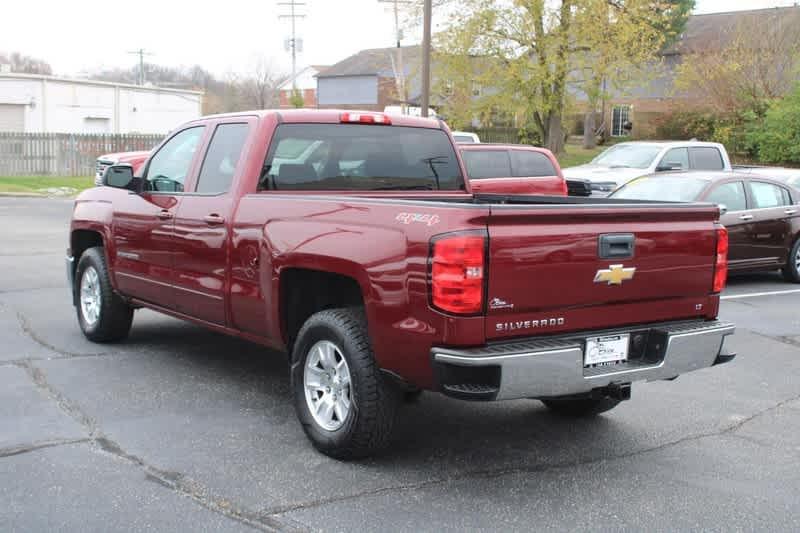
0 438 92 458
12 357 304 533
746 328 800 349
260 392 800 518
13 308 116 359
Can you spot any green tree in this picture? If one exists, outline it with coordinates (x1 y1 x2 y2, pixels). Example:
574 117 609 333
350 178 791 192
750 83 800 164
575 0 694 148
289 89 305 108
434 1 694 153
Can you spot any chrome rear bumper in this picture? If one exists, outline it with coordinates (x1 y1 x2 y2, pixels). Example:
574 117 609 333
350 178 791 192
432 320 735 401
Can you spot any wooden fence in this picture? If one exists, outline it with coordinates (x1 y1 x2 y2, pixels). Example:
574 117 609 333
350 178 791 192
0 132 164 177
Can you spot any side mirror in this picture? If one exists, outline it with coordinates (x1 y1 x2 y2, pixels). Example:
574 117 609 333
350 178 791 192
102 164 139 192
718 204 728 216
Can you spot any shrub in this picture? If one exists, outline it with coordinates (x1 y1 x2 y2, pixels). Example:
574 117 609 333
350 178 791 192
748 84 800 165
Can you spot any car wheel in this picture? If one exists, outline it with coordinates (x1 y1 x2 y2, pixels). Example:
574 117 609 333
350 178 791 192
541 396 621 417
782 237 800 283
290 307 399 459
75 247 134 342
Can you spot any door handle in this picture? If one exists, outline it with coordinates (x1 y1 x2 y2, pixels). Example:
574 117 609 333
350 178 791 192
785 209 798 215
739 214 753 221
203 214 225 225
157 210 173 220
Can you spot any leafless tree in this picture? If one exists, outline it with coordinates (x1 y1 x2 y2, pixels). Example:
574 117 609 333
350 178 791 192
233 55 284 110
0 51 52 74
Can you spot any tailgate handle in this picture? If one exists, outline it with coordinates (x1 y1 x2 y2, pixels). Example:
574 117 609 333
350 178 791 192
599 233 635 259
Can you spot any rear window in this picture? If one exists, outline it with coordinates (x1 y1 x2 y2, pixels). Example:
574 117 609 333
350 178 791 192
461 150 512 179
259 124 464 191
750 181 790 208
611 176 709 202
510 150 557 177
689 147 724 170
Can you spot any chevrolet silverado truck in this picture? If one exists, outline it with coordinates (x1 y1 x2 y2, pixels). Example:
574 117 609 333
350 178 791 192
67 109 735 459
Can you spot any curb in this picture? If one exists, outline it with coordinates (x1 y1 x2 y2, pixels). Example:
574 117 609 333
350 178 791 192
0 192 77 198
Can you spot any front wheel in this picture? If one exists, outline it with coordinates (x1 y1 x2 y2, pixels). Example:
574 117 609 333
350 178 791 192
75 247 133 342
782 238 800 283
541 396 621 417
290 307 398 459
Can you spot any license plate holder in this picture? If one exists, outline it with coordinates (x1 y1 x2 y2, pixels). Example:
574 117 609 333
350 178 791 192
584 334 630 366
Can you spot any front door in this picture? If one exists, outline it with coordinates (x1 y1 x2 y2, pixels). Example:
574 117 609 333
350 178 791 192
112 126 206 307
171 121 252 325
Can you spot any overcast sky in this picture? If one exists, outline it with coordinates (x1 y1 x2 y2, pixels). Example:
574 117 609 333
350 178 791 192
1 0 796 79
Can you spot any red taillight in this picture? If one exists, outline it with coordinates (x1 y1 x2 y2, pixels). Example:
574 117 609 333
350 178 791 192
713 226 728 293
430 233 486 315
340 112 391 125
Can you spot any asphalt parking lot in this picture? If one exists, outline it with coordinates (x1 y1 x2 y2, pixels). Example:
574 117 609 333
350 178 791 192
1 197 799 532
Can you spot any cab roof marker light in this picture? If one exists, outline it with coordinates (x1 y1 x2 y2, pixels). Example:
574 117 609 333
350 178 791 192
340 112 392 125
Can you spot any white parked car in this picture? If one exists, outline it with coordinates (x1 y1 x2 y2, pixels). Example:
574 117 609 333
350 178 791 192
451 131 480 144
562 141 732 195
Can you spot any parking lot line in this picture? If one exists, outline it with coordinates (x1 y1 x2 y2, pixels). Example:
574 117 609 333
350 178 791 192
721 289 800 300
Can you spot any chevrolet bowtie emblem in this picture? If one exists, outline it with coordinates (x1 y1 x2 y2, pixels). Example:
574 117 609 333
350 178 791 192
594 264 636 285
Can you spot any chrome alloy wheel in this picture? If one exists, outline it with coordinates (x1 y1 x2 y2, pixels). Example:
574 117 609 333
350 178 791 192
79 266 102 326
795 247 800 271
303 340 353 431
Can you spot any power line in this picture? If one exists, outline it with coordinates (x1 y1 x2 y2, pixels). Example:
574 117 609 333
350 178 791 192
127 49 154 86
278 1 306 91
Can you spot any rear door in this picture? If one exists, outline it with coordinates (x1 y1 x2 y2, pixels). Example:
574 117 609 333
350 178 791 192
172 119 253 325
484 203 720 340
689 147 725 171
460 149 514 194
746 181 794 267
509 149 566 195
704 180 752 269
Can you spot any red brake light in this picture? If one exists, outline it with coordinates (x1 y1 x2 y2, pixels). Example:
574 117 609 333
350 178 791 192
430 233 486 315
340 112 391 125
713 226 728 293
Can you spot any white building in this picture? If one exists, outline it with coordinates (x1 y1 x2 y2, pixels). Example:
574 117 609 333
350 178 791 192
0 72 203 134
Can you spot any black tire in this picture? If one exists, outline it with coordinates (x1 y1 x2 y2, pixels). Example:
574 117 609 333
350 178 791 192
541 396 621 417
290 307 399 459
782 237 800 283
74 247 133 342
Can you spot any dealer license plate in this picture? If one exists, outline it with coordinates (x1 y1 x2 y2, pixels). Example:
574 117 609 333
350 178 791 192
584 334 629 366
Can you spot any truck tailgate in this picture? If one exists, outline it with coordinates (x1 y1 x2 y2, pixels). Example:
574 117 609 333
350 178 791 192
485 204 720 340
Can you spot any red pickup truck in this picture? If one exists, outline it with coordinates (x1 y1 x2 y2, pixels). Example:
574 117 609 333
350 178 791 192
68 109 735 458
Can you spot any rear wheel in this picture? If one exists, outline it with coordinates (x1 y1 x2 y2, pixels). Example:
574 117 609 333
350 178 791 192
541 397 621 417
75 247 133 342
290 307 399 459
782 237 800 283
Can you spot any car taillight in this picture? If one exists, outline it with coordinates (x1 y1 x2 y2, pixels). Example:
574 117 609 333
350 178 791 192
430 232 486 315
713 226 728 293
340 112 391 125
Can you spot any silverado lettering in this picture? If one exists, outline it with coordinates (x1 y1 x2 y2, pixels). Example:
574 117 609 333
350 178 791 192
67 109 735 459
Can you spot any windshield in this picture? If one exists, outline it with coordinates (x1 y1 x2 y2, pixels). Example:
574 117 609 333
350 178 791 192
260 124 464 191
610 176 710 202
592 144 662 169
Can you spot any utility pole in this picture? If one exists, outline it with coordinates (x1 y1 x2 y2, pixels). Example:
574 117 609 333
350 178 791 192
278 1 306 91
127 49 153 86
420 0 432 117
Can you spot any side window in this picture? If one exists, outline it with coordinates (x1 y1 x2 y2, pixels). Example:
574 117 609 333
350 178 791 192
689 147 724 170
145 126 204 192
461 150 512 179
195 123 250 194
510 150 556 177
659 148 689 170
706 181 747 212
750 181 789 208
